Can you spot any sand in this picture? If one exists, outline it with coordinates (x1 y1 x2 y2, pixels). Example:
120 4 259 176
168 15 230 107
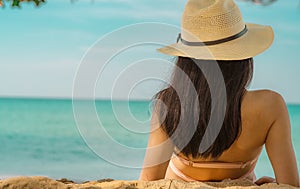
0 176 298 189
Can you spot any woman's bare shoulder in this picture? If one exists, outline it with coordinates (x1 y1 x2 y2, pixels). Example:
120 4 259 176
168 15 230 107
245 89 287 125
246 89 285 108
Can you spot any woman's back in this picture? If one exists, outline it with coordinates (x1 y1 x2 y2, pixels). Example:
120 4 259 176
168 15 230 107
166 90 277 181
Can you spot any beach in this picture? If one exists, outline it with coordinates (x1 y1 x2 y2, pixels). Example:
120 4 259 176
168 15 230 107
0 176 298 189
0 0 299 187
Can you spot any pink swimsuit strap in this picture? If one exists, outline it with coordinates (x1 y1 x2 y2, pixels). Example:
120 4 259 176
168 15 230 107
168 158 198 181
172 153 259 169
168 153 260 182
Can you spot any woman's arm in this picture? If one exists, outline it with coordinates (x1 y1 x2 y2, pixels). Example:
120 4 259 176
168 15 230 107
139 110 174 181
265 92 299 187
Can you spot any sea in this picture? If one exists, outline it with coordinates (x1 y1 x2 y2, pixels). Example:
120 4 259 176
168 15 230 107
0 98 299 182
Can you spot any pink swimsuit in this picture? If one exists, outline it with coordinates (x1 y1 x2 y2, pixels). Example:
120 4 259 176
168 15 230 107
166 152 260 182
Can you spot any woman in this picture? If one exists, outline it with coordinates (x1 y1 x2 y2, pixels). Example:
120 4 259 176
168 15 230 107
139 0 299 187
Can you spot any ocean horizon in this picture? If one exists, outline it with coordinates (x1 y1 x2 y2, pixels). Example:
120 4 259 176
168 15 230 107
0 97 299 181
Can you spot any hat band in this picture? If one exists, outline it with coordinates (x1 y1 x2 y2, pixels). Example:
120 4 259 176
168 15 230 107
178 25 248 46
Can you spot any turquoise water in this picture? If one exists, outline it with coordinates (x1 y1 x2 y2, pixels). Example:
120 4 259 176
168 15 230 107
0 98 299 181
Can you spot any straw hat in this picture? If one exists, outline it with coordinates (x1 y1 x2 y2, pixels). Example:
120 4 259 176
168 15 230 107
158 0 274 60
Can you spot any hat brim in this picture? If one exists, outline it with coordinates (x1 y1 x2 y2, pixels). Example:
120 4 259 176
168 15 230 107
157 23 274 60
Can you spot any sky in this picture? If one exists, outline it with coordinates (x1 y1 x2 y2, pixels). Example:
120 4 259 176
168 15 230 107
0 0 300 103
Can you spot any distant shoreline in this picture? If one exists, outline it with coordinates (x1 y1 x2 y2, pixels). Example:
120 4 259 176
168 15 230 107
0 97 299 105
0 97 151 103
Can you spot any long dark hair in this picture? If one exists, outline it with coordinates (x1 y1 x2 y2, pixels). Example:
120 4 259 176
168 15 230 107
155 57 253 159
